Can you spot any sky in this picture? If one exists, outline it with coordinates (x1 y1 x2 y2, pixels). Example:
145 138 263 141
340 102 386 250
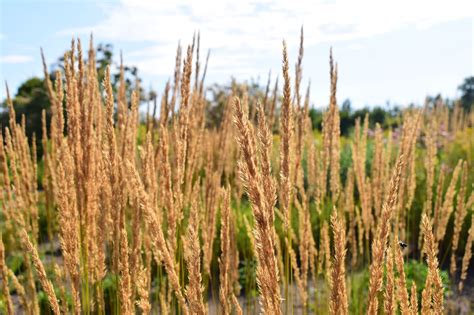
0 0 473 109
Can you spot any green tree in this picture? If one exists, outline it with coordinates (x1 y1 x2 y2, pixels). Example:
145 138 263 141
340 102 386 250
308 108 322 130
206 78 266 128
458 76 474 112
1 77 50 156
340 99 352 136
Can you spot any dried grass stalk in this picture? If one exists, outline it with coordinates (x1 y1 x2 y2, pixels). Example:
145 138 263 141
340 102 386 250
450 161 468 277
421 214 443 315
20 229 60 315
183 199 206 315
0 236 13 315
459 214 474 292
233 97 281 314
329 212 348 315
219 187 243 315
367 154 405 315
383 246 395 315
394 243 410 314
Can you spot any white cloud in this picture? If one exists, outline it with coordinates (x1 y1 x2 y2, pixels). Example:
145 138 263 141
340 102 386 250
57 0 472 90
0 55 33 64
60 0 472 43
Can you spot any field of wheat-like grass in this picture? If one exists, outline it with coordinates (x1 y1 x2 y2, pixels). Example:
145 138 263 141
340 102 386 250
1 30 473 314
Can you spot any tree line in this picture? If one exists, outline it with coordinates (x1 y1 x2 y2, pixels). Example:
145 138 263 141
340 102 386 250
2 43 473 157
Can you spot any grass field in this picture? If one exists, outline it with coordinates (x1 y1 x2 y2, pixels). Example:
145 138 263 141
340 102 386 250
0 31 473 314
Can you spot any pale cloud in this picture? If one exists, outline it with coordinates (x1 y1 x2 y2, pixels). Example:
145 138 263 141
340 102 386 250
57 0 472 78
341 43 365 52
0 55 33 64
60 0 472 43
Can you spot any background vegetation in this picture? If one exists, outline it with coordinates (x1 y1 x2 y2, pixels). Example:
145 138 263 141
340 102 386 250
0 32 473 314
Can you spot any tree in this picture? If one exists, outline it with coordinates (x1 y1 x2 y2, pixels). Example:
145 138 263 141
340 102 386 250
340 99 352 136
341 99 351 112
309 108 323 130
458 76 474 112
206 78 266 128
1 78 50 156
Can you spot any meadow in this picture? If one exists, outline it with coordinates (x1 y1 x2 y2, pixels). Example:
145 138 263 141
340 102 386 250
0 31 473 314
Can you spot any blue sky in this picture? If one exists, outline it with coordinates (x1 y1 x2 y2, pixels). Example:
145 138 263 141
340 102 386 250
0 0 473 109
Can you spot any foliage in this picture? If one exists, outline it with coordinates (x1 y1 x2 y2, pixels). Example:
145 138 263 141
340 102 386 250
458 76 474 112
0 78 50 156
206 78 267 128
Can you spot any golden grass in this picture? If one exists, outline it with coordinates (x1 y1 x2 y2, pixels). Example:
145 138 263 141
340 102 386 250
0 29 473 315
